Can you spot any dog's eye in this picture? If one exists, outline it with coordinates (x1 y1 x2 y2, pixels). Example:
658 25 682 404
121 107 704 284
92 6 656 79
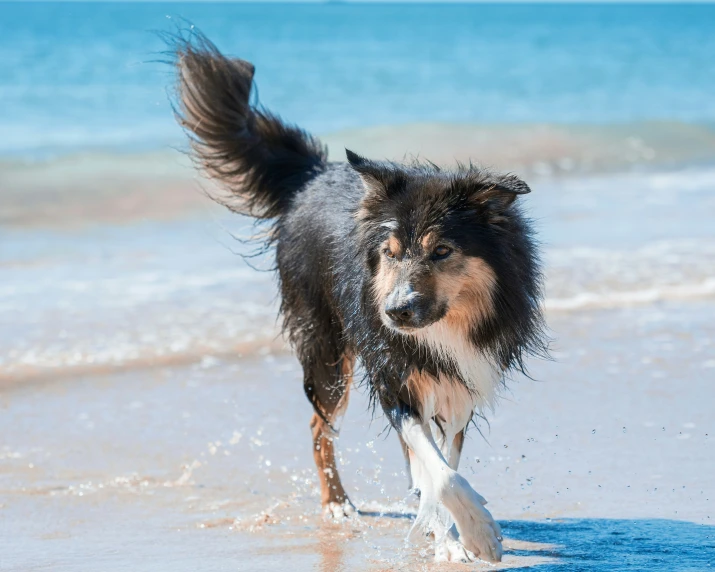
383 248 395 259
432 245 452 260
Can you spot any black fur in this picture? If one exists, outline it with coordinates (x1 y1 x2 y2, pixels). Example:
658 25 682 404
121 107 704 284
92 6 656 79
171 32 327 220
170 31 547 424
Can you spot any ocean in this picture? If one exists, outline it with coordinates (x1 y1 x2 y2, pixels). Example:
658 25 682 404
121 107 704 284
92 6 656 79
1 2 715 157
1 3 714 571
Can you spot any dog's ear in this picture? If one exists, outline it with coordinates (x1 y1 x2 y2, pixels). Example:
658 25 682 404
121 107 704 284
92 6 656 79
346 149 392 199
345 149 367 169
474 174 531 211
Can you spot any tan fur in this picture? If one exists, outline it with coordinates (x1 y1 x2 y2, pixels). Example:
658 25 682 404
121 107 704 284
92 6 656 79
420 231 436 251
310 413 350 507
386 235 402 257
404 370 476 433
371 236 402 304
310 354 353 509
438 257 497 331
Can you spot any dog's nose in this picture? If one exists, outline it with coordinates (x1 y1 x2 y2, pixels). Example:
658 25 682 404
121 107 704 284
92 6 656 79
385 301 415 324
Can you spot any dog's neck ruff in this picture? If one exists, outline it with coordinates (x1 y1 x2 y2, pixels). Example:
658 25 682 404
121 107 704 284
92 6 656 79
413 320 502 414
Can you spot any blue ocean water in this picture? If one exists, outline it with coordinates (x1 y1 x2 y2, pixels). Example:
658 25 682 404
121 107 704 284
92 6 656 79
1 2 714 157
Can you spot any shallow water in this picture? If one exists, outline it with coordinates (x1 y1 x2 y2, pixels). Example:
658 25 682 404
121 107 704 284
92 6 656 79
2 166 714 384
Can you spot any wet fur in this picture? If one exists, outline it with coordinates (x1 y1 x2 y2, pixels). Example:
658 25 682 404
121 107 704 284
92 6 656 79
171 30 547 563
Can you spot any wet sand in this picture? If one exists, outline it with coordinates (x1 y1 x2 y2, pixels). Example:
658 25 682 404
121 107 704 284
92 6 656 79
0 152 207 229
2 303 713 571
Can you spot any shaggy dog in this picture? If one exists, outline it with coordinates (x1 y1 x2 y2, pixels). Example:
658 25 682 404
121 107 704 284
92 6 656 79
171 32 547 563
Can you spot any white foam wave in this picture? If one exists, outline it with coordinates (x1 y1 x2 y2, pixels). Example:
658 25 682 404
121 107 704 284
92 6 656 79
546 278 715 312
545 239 715 312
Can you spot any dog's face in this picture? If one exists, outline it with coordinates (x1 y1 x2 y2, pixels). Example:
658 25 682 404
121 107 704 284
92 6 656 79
347 150 530 335
372 225 498 332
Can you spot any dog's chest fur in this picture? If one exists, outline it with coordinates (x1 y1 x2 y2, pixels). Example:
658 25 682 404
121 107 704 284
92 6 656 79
410 321 501 429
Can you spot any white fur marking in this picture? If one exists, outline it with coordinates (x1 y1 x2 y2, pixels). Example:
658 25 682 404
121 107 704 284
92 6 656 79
400 323 504 562
414 321 502 412
400 416 503 562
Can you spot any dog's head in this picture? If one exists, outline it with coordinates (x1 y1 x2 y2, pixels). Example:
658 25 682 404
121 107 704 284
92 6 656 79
347 149 532 335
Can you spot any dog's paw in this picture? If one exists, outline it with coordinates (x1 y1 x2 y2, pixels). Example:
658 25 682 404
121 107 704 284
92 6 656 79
408 492 451 544
441 473 503 563
434 526 477 563
323 499 356 521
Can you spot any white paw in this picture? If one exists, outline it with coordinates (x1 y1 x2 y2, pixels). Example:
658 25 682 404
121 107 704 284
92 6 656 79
440 472 503 563
408 492 451 544
434 526 477 563
323 499 356 521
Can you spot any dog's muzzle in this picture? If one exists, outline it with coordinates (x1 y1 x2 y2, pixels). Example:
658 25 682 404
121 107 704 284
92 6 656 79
384 285 429 329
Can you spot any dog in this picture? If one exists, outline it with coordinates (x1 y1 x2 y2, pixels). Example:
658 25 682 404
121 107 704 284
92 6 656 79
170 32 547 563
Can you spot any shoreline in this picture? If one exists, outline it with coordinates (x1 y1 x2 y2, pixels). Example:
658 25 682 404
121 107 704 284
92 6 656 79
2 121 715 229
2 148 714 386
2 298 715 392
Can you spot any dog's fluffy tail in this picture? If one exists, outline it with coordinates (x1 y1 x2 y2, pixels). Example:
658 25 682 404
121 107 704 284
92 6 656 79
172 32 327 219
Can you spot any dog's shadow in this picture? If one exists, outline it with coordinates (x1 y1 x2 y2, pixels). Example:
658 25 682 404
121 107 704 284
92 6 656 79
346 514 713 569
498 518 714 570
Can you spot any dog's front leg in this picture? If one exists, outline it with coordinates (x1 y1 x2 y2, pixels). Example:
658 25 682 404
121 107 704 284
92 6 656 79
388 404 503 563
